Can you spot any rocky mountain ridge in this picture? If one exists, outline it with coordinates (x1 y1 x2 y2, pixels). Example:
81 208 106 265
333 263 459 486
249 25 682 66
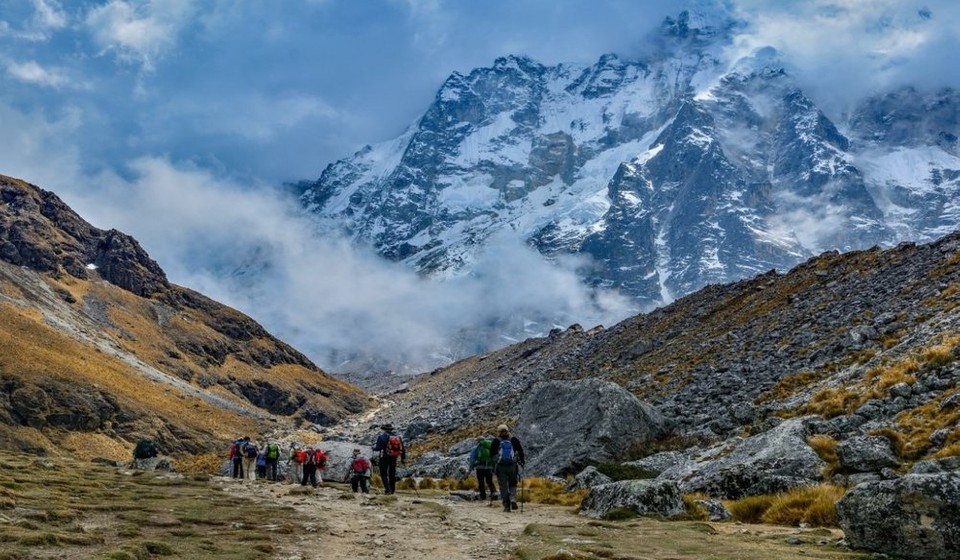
0 174 368 456
300 5 960 338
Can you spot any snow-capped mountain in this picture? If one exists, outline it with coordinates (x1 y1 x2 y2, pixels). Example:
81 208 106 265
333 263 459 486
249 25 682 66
300 6 960 309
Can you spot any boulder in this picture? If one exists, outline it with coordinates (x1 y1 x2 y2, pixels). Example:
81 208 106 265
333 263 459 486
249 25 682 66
626 451 692 477
669 417 825 499
836 436 900 472
399 451 470 480
836 473 960 560
909 457 960 475
130 456 173 471
448 437 481 457
316 441 365 483
580 480 685 519
514 379 666 476
565 466 614 492
695 499 732 521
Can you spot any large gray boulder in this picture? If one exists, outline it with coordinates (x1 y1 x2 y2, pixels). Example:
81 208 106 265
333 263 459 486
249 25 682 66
580 480 685 519
836 473 960 560
317 441 365 483
836 435 900 472
514 379 666 476
565 466 614 492
668 417 825 499
399 451 470 480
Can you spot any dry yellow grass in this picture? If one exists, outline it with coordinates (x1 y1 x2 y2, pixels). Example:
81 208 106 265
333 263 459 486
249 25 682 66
726 485 845 528
807 434 840 476
61 432 131 462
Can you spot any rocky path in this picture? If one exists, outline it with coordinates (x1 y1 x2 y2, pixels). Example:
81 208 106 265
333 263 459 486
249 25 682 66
215 478 862 560
218 478 547 559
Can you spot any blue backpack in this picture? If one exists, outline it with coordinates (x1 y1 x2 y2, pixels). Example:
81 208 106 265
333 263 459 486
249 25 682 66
498 439 514 464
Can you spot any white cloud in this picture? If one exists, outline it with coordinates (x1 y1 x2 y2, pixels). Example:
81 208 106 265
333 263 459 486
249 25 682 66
32 0 67 30
52 157 632 373
197 93 342 142
84 0 196 71
6 60 72 88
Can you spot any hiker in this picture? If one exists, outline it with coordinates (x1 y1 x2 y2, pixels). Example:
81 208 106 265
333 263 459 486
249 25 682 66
241 437 259 482
491 424 525 512
301 447 327 488
348 448 372 494
255 450 267 479
468 436 497 502
229 437 245 479
265 441 281 481
289 444 306 484
372 423 405 495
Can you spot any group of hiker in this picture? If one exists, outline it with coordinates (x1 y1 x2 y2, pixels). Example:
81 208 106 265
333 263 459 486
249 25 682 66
227 423 526 512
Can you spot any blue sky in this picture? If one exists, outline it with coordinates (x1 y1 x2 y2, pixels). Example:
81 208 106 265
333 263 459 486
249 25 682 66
1 0 958 372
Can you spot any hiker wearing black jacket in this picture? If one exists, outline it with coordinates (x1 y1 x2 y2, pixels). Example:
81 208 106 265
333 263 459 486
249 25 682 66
491 424 525 512
372 424 405 495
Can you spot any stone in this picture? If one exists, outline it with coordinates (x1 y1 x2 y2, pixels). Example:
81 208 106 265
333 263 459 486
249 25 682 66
837 436 900 473
940 393 960 411
626 451 692 477
448 437 481 457
670 417 826 499
695 499 732 521
513 379 667 476
909 457 960 475
130 457 173 471
579 480 685 519
836 473 960 560
565 466 614 492
399 451 470 480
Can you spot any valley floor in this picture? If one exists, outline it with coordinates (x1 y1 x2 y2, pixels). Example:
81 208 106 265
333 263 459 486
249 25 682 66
0 450 870 560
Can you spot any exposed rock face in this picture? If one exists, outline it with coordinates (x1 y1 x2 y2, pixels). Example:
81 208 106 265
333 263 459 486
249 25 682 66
670 417 825 499
836 473 960 560
514 379 667 476
836 436 900 473
579 480 685 519
399 451 470 480
566 466 614 492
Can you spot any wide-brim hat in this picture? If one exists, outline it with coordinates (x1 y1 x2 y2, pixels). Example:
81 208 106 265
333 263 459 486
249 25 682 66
381 423 394 431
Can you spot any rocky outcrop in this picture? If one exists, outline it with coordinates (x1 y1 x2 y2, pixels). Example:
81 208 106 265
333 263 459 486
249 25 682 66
836 473 960 560
669 417 825 499
399 451 470 480
514 379 667 477
579 480 685 519
566 466 614 492
836 436 900 473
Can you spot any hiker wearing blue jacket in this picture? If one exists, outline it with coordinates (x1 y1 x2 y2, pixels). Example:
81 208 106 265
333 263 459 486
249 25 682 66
468 436 497 502
491 424 525 512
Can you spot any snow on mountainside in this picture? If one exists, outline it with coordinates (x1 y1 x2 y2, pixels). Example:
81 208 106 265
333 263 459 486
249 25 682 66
300 5 960 312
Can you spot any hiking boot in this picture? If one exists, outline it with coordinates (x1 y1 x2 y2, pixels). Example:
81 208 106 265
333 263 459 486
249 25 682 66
511 501 518 510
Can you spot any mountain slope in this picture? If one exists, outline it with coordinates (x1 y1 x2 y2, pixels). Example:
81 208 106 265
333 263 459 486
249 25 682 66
0 174 367 456
300 7 959 314
384 231 960 468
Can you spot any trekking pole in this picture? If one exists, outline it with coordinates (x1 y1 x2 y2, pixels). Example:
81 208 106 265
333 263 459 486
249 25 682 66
519 467 524 514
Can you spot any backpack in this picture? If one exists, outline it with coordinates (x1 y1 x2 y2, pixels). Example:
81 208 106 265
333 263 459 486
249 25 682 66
352 456 371 474
385 435 402 458
293 450 307 464
266 443 280 460
306 449 326 468
243 443 258 459
498 439 514 464
228 441 240 459
133 439 158 460
476 438 493 467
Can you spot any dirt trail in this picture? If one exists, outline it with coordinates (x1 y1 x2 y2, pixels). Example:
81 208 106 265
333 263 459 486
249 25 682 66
218 479 566 560
215 478 860 560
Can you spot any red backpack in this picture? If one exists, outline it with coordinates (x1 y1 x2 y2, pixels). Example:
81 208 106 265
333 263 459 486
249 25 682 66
228 442 239 459
310 450 327 469
386 436 403 458
293 450 307 464
352 456 371 474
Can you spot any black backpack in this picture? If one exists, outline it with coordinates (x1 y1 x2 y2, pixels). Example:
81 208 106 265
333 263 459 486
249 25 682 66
133 439 158 460
243 443 258 459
